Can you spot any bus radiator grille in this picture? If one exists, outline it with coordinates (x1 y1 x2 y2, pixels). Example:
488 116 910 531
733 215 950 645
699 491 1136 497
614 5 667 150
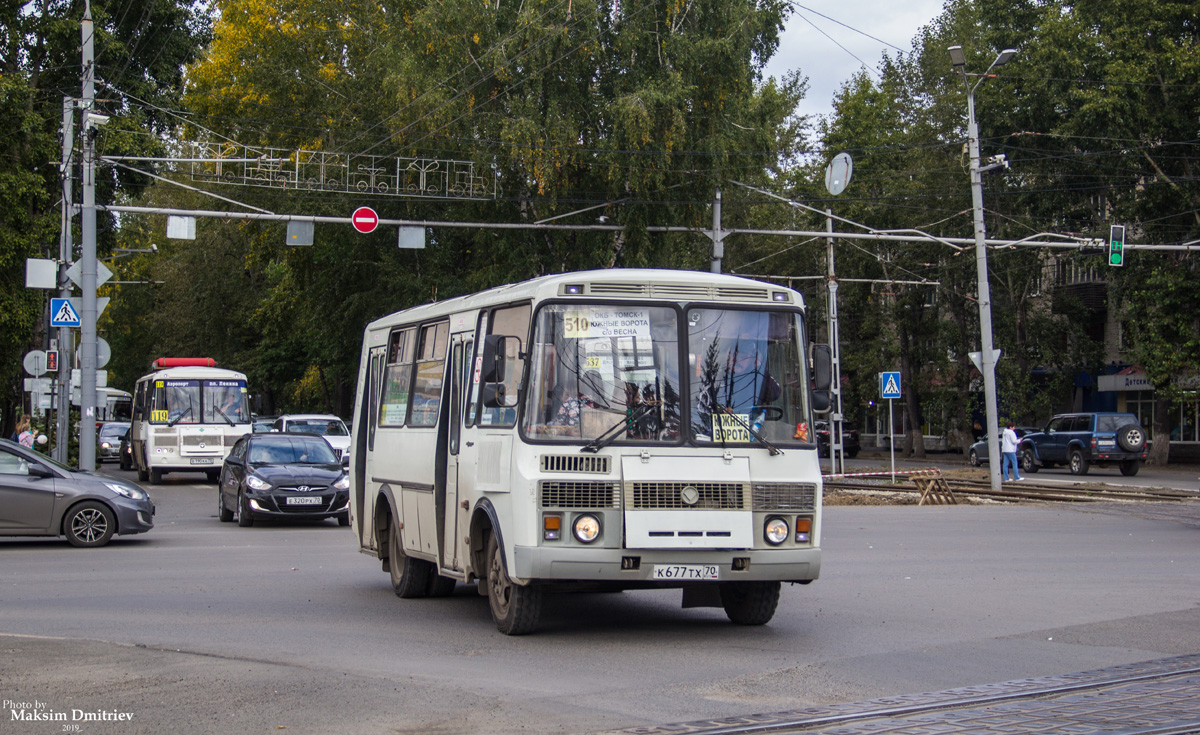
540 454 611 474
752 483 817 511
628 483 747 510
540 481 621 509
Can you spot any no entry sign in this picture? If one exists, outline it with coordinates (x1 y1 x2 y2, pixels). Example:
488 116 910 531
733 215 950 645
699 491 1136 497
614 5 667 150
351 206 379 234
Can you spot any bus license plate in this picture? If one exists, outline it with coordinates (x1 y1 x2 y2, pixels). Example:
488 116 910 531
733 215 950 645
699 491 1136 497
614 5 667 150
189 458 212 465
651 564 719 581
286 496 322 506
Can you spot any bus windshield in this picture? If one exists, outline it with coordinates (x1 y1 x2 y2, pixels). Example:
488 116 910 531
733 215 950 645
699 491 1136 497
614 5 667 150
686 309 810 446
522 303 813 446
150 379 248 425
523 304 681 442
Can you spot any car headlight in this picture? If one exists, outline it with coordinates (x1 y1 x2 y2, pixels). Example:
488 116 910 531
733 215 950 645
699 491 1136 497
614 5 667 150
104 482 146 500
100 441 113 450
764 516 789 545
246 475 271 491
573 514 601 543
333 475 349 490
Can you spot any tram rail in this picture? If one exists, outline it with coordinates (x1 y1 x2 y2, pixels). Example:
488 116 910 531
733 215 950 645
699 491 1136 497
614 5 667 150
602 654 1200 735
824 475 1200 504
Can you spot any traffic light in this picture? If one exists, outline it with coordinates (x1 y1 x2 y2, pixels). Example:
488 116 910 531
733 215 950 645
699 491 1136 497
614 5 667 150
1108 224 1125 267
46 350 58 371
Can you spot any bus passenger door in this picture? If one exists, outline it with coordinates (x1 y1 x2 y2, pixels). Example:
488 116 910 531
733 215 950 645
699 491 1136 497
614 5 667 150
442 334 469 572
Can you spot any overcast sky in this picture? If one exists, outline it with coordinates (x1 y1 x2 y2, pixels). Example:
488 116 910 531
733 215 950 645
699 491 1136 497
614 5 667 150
763 1 948 122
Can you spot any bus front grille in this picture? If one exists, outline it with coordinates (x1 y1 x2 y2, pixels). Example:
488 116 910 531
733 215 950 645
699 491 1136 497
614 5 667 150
540 454 611 474
540 481 621 509
752 482 818 511
627 482 747 510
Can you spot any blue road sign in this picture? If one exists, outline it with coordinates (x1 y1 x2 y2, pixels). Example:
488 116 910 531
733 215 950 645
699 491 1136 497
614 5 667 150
50 298 81 327
880 371 902 399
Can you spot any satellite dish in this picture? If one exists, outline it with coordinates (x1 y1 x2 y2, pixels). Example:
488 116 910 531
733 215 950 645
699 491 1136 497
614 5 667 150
825 152 853 196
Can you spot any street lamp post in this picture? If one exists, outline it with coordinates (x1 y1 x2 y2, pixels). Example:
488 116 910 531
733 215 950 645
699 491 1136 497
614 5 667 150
950 45 1017 493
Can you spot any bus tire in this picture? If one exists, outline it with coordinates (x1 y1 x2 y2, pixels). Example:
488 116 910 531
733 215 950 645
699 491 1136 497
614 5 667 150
719 581 781 626
136 453 149 482
428 574 457 597
486 533 541 635
388 518 430 598
150 468 163 485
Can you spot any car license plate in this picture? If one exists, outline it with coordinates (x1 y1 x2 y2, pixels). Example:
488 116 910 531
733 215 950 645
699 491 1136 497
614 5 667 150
651 564 719 581
286 496 322 506
189 458 213 465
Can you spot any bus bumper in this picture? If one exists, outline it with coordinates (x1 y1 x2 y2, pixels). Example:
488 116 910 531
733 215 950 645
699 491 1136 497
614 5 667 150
510 545 821 585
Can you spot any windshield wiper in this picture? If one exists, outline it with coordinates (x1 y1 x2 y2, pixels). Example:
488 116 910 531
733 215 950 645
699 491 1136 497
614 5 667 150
581 404 654 454
168 405 193 427
214 405 236 426
713 404 783 456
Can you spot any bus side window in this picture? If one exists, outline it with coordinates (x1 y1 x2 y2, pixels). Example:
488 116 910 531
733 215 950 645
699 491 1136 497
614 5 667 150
478 304 530 428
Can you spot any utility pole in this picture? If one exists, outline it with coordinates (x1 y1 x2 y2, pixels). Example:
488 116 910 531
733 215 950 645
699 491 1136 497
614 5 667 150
709 188 724 273
56 97 75 463
78 0 99 469
950 45 1018 493
825 210 845 475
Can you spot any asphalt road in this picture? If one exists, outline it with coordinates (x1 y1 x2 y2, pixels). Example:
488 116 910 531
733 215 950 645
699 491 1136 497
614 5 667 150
2 465 1198 735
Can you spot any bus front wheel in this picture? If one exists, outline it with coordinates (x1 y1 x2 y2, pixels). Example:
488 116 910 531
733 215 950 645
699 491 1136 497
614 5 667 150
486 533 541 635
720 581 781 626
388 518 430 598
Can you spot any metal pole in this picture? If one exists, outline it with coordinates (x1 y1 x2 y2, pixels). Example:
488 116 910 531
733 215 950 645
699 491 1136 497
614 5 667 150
888 398 896 483
79 2 97 470
709 188 723 273
57 97 74 463
966 85 1003 492
826 209 845 475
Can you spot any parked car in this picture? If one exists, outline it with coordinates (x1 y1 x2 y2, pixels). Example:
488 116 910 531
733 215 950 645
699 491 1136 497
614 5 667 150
97 421 130 463
814 420 860 458
0 438 154 547
118 430 133 471
217 433 350 527
1019 412 1148 476
251 416 276 434
966 427 1039 467
271 414 351 460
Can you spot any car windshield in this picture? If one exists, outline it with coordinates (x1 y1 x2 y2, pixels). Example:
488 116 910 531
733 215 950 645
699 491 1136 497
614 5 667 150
286 419 348 437
248 437 337 464
99 424 129 439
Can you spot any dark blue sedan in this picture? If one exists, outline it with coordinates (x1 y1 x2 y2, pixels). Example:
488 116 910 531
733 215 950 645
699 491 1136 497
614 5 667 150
217 433 349 527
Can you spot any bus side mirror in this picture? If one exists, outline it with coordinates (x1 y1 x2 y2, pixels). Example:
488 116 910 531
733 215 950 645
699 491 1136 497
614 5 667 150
811 390 832 414
811 344 832 391
480 335 507 384
481 383 507 409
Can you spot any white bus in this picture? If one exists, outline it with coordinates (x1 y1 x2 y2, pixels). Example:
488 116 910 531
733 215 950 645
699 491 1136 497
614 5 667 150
129 358 252 484
348 269 832 634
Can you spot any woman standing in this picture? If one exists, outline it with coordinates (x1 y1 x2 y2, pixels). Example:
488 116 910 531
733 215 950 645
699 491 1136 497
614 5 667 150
14 414 35 447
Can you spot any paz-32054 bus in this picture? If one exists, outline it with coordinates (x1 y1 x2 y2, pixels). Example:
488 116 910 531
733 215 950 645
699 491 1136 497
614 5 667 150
130 358 252 484
348 269 832 634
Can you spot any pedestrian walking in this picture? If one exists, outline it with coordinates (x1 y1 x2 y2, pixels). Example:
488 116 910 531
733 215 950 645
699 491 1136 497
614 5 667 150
1001 422 1023 481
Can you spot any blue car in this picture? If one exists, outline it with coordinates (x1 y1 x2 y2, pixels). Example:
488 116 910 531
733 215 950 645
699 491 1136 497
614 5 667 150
1018 412 1147 476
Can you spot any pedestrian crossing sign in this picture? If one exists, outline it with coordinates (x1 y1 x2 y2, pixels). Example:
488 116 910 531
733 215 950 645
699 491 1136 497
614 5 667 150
880 371 902 399
50 298 81 327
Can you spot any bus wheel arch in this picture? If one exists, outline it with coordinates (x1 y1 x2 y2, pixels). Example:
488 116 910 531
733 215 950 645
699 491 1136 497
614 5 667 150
375 488 430 598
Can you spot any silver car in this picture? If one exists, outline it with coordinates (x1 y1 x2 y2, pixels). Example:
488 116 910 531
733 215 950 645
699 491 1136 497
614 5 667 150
0 439 155 547
97 421 130 463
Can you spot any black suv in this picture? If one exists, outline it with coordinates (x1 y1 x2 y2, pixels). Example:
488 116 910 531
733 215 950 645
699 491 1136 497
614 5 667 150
814 421 860 459
1018 412 1147 476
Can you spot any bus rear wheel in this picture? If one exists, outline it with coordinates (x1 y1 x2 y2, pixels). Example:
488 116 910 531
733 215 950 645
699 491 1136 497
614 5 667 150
486 533 541 635
719 581 781 625
388 518 430 598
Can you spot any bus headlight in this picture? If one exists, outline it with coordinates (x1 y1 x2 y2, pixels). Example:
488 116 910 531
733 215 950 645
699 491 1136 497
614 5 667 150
764 517 789 546
573 514 600 543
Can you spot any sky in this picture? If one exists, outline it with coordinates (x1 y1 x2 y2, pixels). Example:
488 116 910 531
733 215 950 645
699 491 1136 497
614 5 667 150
763 1 949 122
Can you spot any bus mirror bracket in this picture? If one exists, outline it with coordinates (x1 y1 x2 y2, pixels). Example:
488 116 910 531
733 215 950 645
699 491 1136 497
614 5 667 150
811 344 832 391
